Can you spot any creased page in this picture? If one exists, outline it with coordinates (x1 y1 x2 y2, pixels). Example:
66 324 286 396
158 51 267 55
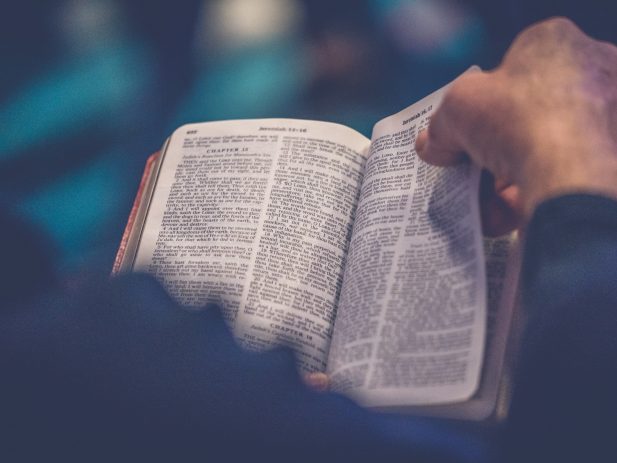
132 119 370 372
327 86 486 406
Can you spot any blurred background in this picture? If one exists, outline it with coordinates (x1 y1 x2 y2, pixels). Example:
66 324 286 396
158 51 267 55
2 0 616 282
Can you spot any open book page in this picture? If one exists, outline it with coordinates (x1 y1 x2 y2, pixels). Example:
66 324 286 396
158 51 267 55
326 88 486 407
131 119 371 372
473 235 520 419
392 235 521 420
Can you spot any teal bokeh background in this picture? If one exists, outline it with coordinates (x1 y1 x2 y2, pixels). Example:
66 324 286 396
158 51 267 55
2 0 614 276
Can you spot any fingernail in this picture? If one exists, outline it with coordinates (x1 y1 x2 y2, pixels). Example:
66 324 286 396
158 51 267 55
305 373 330 392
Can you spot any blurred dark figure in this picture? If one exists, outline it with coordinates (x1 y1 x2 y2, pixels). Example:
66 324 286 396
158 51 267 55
299 0 413 116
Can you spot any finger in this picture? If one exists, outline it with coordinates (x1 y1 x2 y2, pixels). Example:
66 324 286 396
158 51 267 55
303 372 330 392
497 183 524 217
481 192 520 237
415 115 465 167
416 74 485 167
415 129 428 153
480 171 523 236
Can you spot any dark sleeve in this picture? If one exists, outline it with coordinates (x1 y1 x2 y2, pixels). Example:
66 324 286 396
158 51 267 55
504 194 617 463
0 275 487 463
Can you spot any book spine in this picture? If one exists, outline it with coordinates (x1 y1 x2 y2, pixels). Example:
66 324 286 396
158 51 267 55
111 152 159 275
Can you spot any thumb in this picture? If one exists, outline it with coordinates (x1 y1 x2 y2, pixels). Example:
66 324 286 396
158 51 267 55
416 71 487 167
415 119 465 167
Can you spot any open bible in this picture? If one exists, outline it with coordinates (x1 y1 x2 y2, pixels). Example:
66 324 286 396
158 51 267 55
114 76 521 421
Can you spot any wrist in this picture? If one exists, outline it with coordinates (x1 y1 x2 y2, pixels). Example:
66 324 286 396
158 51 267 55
520 149 617 217
512 116 617 216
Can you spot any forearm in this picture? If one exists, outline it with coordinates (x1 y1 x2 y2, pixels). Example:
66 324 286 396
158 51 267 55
505 194 617 463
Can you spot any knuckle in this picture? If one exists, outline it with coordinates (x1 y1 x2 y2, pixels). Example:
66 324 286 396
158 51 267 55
443 74 479 110
598 40 617 59
543 16 577 31
506 17 589 68
531 16 577 36
516 16 580 45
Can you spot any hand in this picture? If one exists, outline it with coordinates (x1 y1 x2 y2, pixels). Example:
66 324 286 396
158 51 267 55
416 17 617 222
479 170 522 237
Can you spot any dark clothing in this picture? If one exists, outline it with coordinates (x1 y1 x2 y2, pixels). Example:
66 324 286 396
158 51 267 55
505 194 617 462
1 194 616 462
